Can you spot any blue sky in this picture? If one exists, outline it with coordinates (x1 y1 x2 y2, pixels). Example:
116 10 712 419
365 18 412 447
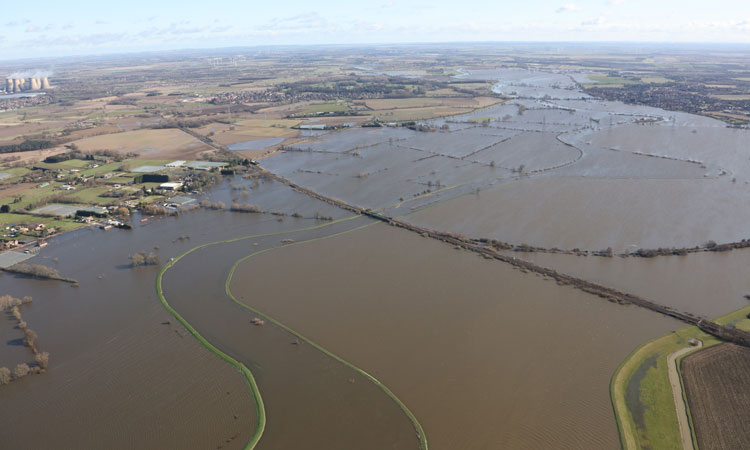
1 0 750 60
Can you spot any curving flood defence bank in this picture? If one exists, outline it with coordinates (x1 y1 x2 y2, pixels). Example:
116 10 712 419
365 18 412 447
158 216 425 450
157 256 266 450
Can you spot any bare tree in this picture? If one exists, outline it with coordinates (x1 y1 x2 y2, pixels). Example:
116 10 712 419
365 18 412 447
35 352 50 370
23 328 37 347
0 367 10 384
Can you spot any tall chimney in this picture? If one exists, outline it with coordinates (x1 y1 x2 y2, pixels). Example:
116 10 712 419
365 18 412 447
41 77 50 89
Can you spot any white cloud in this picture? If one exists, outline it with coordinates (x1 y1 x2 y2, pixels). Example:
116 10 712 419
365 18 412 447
556 4 583 13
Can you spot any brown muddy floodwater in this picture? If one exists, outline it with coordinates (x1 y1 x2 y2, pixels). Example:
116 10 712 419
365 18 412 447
407 176 750 252
161 216 419 450
231 222 678 450
0 177 353 449
510 249 750 319
0 217 256 450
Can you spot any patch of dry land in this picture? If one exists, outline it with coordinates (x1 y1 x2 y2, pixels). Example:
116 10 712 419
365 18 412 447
681 343 750 450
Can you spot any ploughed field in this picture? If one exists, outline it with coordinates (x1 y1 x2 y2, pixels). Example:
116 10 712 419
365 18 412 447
681 344 750 450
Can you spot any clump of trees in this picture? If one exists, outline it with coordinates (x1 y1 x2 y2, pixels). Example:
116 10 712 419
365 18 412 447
0 139 53 154
141 204 171 215
0 293 50 386
230 203 261 213
199 199 226 210
314 211 333 221
0 294 31 310
3 264 77 283
129 251 161 267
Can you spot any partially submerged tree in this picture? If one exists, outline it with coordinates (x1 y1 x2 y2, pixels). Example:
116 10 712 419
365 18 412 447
130 251 161 267
35 352 50 370
13 363 30 379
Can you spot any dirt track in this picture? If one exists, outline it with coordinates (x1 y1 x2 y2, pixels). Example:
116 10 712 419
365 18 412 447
668 340 702 450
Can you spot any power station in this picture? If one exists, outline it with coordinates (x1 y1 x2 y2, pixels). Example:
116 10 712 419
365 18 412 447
4 76 51 93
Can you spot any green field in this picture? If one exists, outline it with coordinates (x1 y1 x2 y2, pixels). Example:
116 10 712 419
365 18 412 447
302 101 350 114
0 212 84 233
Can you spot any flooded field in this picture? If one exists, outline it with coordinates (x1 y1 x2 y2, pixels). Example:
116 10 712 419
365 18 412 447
232 223 677 450
0 217 255 449
506 249 750 319
0 178 350 449
161 216 421 450
407 177 750 252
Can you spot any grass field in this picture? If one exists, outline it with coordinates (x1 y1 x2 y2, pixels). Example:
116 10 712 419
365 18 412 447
0 212 84 232
611 305 750 450
301 101 350 114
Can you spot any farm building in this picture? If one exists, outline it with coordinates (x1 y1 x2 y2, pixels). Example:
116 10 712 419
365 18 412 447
157 182 183 191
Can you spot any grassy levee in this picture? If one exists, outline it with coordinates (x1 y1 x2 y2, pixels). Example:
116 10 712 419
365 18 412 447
156 214 428 450
611 305 750 450
157 254 266 449
155 214 363 449
224 224 429 450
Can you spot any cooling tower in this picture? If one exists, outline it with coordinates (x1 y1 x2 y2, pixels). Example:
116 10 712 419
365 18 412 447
5 79 12 93
41 77 50 89
18 78 26 91
13 79 21 92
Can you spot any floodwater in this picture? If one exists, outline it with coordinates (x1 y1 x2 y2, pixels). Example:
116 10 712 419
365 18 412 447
227 137 285 150
161 216 420 450
232 223 678 450
506 249 750 319
0 212 258 449
407 176 750 252
0 177 354 449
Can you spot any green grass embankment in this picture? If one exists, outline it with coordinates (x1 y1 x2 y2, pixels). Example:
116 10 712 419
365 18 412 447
611 305 750 450
224 223 429 450
156 215 427 449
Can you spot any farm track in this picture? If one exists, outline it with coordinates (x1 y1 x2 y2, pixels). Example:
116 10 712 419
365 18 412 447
668 341 702 450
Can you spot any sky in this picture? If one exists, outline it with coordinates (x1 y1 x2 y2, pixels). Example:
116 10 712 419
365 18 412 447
1 0 750 60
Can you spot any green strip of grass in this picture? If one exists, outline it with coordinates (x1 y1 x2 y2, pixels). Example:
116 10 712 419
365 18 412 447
154 214 387 449
224 223 429 450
